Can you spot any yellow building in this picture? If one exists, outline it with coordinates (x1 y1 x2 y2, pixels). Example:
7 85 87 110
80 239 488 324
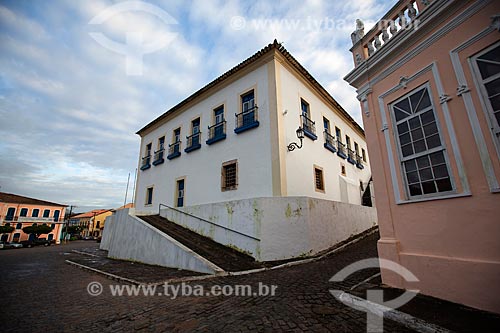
89 210 113 238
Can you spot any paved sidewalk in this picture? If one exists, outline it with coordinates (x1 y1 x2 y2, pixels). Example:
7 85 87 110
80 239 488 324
348 276 500 332
66 248 206 284
2 234 499 332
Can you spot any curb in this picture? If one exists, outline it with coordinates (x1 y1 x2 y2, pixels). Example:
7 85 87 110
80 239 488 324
65 259 143 285
66 226 379 286
334 291 451 333
72 250 100 258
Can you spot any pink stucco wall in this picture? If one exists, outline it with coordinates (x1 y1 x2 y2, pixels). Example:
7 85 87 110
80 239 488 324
346 0 500 313
0 202 66 244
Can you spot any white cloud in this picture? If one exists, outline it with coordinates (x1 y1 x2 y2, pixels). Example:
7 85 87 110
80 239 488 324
0 0 394 208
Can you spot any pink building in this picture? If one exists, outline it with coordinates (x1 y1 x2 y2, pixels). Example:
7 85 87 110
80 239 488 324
345 0 500 313
0 192 67 244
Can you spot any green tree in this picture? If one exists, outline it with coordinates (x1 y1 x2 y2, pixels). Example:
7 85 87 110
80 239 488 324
0 225 15 234
22 225 53 239
67 225 84 234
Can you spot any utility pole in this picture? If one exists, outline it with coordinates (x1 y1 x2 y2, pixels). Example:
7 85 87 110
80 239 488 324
132 168 137 205
64 205 76 244
124 172 131 206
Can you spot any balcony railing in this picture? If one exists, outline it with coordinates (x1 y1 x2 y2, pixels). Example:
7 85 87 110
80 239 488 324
153 148 165 165
337 140 347 159
235 106 259 134
323 130 336 153
350 0 428 66
185 133 201 153
347 148 356 164
167 141 181 160
356 153 364 169
207 121 226 145
17 217 55 223
301 114 317 140
140 155 151 170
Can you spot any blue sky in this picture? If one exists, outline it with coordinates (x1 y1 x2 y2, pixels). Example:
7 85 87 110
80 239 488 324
0 0 393 212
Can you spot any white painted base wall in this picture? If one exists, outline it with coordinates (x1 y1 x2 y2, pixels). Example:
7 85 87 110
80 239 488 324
102 198 377 271
100 208 222 274
162 197 378 261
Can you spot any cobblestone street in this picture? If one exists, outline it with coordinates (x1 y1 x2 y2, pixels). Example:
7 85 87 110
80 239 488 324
0 234 421 332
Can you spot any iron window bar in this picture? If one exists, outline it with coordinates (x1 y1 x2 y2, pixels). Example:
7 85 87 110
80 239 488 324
323 130 337 152
235 106 259 130
167 141 182 159
207 121 227 144
153 149 165 165
140 155 151 170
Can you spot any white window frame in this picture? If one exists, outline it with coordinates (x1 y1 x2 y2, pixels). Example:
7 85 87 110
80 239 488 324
145 186 154 206
470 41 500 158
389 82 455 200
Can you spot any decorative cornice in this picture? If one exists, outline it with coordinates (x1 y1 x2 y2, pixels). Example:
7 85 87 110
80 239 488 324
491 14 500 31
456 84 470 96
439 94 452 104
399 76 409 89
356 87 372 102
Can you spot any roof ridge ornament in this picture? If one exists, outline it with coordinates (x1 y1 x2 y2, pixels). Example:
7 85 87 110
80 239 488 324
491 15 500 32
350 19 365 46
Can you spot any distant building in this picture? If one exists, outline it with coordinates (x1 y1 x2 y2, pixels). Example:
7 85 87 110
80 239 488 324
345 0 500 313
71 209 111 237
0 192 66 244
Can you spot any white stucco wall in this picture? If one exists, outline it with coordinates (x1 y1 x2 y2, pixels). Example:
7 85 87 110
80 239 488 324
278 62 372 204
258 197 377 261
101 209 221 274
160 197 377 261
160 200 261 257
135 63 273 214
99 214 114 251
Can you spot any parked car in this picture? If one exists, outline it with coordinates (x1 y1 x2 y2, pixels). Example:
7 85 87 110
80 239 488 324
0 242 23 249
7 242 23 248
20 239 55 248
83 236 94 241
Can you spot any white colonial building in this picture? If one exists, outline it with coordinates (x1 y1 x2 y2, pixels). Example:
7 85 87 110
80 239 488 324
135 40 371 213
102 41 376 271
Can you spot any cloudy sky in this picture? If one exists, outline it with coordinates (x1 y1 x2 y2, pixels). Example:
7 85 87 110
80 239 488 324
0 0 393 212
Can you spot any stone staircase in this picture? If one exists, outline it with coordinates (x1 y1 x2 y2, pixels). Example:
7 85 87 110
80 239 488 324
139 215 263 272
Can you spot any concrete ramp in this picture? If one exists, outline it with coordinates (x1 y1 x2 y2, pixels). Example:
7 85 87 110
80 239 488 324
102 209 223 274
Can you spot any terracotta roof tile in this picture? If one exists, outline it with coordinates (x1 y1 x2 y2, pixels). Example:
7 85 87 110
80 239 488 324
0 192 66 207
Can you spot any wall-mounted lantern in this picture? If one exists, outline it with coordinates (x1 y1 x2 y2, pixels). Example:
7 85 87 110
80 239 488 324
287 127 305 151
